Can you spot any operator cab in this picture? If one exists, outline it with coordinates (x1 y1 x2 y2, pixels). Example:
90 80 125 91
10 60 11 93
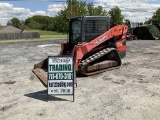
69 16 110 45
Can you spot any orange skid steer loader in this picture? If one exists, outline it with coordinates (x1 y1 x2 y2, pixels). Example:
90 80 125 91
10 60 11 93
32 16 128 86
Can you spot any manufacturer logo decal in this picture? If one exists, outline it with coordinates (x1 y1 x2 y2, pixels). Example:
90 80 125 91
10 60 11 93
96 36 108 44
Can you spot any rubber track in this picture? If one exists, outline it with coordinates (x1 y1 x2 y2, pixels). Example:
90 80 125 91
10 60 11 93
79 47 119 76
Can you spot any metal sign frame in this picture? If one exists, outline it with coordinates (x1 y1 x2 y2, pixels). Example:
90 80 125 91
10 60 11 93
47 56 75 102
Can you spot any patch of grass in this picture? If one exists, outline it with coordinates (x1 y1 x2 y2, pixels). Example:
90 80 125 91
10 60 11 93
0 26 4 29
28 30 67 35
40 35 67 38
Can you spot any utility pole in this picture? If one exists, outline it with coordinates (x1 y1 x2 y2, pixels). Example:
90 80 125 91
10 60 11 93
70 0 72 17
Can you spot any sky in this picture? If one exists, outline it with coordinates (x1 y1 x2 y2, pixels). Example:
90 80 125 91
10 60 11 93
0 0 159 25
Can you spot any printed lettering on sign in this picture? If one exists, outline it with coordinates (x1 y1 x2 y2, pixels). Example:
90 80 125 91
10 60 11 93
48 56 74 95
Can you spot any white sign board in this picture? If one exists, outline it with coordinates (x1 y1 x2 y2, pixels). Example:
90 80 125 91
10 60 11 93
48 56 74 95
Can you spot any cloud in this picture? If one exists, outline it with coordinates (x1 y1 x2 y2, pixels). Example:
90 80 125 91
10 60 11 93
48 4 66 16
0 3 13 11
94 0 160 22
147 0 158 1
9 8 30 18
0 3 30 25
29 11 48 17
46 0 159 22
0 1 159 26
0 2 48 25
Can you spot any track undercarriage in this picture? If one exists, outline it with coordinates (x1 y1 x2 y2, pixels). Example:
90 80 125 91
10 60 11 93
79 47 121 76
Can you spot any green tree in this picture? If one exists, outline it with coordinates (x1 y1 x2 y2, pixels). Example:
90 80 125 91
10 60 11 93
70 0 87 17
24 17 40 29
108 6 123 26
24 15 56 30
86 3 107 16
152 7 160 24
87 3 95 16
144 7 160 24
139 22 143 25
144 18 152 24
55 0 107 33
55 0 87 33
7 17 21 28
54 11 68 33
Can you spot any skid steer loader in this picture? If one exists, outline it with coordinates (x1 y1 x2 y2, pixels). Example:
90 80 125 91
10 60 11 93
32 16 128 86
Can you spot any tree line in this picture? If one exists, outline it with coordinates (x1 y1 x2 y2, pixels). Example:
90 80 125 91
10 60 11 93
145 8 160 24
6 0 160 33
7 16 56 31
7 0 123 33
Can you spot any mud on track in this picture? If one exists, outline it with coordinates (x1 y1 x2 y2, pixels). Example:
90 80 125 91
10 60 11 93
0 40 160 120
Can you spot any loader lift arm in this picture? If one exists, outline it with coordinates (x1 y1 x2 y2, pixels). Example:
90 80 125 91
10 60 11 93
72 25 128 72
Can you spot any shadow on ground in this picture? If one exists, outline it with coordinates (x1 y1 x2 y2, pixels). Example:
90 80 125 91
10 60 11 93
24 90 70 102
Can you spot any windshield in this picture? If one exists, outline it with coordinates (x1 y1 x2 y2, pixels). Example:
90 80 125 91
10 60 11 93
71 20 81 44
84 19 109 42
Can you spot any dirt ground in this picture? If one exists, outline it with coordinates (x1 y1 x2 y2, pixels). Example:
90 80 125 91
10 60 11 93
0 40 160 120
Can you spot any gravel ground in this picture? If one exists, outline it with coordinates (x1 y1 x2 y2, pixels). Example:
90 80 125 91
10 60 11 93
0 40 160 120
